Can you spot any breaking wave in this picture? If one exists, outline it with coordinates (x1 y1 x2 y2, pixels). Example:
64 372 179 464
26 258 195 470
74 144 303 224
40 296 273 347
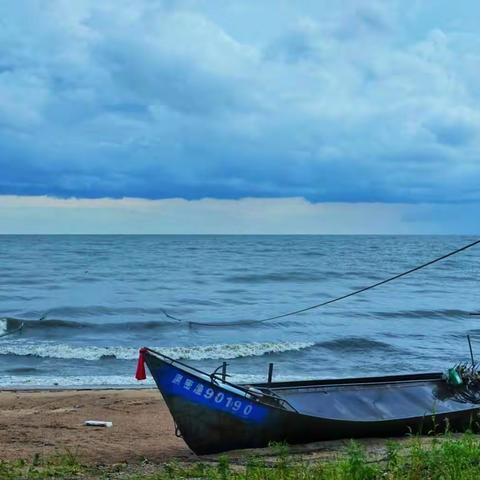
20 305 178 319
15 318 181 332
0 318 24 337
0 340 315 361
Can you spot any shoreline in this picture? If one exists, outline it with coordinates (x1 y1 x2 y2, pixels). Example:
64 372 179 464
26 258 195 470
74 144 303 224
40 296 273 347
1 385 156 392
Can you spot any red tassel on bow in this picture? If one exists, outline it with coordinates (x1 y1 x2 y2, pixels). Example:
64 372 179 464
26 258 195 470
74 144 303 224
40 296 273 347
135 347 147 380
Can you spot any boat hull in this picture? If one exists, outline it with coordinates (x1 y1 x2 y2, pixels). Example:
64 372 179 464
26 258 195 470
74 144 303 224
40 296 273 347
144 351 480 455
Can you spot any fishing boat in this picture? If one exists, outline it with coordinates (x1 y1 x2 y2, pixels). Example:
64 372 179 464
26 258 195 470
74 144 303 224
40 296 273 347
136 347 480 455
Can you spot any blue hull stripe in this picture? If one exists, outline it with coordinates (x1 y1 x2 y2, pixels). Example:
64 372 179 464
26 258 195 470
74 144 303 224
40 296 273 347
153 365 268 422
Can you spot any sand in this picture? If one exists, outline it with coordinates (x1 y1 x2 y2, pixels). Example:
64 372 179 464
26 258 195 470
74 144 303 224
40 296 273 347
2 388 475 468
0 388 194 464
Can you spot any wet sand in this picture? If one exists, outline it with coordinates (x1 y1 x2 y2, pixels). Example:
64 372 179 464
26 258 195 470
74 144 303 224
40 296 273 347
0 389 194 464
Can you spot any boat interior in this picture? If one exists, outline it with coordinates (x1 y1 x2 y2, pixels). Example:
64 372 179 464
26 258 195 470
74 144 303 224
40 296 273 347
254 374 478 421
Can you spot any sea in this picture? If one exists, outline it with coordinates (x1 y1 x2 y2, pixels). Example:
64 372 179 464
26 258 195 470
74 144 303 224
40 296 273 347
0 235 479 389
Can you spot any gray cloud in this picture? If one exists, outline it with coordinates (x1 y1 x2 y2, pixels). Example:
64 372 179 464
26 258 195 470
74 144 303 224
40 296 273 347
0 0 479 204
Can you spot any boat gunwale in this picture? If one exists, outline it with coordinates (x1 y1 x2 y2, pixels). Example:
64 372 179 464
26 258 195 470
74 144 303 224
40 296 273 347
144 347 445 390
253 372 444 391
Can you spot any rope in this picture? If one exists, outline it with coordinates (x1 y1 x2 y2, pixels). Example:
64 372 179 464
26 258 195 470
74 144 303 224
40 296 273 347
163 238 480 327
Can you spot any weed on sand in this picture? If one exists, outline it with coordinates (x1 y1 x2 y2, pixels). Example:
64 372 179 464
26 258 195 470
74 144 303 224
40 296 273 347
3 434 480 479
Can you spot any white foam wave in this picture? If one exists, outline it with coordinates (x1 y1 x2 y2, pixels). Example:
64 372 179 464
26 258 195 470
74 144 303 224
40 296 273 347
0 372 307 388
0 340 315 361
0 319 6 335
0 374 155 388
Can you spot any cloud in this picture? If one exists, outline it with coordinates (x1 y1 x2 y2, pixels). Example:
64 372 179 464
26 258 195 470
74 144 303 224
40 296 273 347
0 0 479 205
0 195 478 234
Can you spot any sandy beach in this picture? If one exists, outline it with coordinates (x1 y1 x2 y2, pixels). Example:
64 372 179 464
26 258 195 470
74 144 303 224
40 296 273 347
4 386 480 477
0 387 412 466
0 388 194 464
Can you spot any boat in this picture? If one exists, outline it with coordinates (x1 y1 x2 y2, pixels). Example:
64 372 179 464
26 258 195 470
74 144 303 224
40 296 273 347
136 347 480 455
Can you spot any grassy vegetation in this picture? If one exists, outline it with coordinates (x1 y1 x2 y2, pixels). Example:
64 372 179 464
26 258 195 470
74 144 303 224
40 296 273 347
3 434 480 479
0 451 89 480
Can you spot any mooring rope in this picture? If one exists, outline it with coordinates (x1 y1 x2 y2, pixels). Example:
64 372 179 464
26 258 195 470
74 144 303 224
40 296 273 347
162 238 480 327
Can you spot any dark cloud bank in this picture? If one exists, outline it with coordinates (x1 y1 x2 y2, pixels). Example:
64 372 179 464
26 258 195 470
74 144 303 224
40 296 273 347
0 0 479 204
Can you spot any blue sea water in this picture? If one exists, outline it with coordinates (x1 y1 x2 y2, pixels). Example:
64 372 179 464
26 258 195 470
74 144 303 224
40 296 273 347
0 235 479 388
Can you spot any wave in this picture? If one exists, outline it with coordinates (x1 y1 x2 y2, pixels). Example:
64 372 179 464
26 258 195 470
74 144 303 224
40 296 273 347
5 316 279 334
21 305 182 319
316 337 400 353
226 272 329 284
0 374 154 388
0 318 24 336
17 318 179 331
0 372 307 388
18 314 289 332
0 340 315 361
4 367 39 374
373 309 469 319
0 295 45 302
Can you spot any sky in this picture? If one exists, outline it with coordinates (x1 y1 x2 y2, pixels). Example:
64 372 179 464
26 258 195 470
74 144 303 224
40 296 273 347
0 0 479 233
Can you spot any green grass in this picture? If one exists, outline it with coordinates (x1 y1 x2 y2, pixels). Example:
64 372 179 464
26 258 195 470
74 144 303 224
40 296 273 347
3 434 480 479
0 451 88 479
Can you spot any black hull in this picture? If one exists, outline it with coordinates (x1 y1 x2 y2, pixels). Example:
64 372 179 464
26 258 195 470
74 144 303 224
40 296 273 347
143 349 480 455
163 391 478 455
